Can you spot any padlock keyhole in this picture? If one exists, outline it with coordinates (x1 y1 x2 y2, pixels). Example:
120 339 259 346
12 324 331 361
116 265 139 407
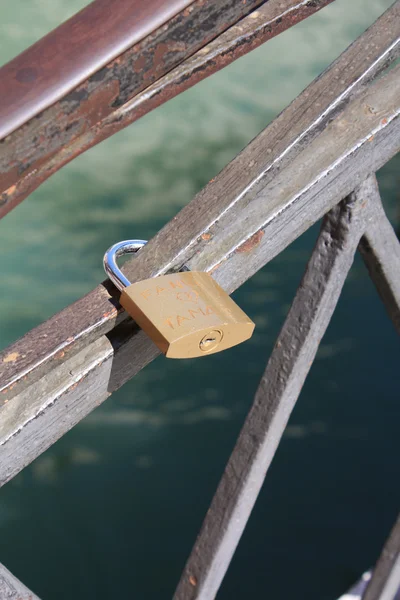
199 330 223 352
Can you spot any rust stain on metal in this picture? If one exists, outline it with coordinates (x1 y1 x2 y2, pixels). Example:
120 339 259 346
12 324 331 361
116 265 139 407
2 352 20 364
103 308 118 318
5 184 16 195
236 230 264 253
209 257 227 275
133 54 147 73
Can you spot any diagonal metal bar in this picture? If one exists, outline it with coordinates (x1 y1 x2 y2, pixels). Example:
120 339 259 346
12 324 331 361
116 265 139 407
173 178 375 600
0 562 41 600
0 56 399 486
358 175 400 335
362 514 400 600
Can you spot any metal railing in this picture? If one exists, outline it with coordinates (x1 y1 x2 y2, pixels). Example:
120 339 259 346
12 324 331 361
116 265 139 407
0 0 399 598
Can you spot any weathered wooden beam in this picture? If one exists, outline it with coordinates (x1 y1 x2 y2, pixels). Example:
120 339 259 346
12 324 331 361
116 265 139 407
1 3 399 406
173 178 376 600
362 514 400 600
0 49 399 485
0 562 41 600
359 175 400 335
0 0 335 218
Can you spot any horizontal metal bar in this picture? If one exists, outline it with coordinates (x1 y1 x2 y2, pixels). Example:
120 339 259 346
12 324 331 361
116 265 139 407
173 179 373 599
358 175 400 334
0 41 399 484
0 0 327 218
1 2 399 406
0 561 41 599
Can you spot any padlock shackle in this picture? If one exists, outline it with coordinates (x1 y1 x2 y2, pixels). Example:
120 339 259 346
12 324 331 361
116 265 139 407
103 239 147 291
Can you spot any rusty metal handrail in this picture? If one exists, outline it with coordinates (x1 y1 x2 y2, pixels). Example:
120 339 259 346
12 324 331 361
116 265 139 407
0 0 333 219
0 0 195 140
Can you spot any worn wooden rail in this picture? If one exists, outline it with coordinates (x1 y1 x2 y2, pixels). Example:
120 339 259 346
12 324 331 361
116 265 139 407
0 0 399 598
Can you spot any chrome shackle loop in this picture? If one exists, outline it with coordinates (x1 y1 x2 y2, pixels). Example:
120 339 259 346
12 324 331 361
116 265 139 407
103 239 147 292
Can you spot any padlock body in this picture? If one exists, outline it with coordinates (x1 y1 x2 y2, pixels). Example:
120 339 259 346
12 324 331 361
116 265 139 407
120 272 255 358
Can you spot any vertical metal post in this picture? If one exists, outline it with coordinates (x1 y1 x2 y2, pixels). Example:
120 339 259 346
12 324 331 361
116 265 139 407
174 178 374 599
358 175 400 335
362 515 400 600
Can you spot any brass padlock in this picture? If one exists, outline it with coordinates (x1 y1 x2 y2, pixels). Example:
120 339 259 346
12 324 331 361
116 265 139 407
104 240 255 359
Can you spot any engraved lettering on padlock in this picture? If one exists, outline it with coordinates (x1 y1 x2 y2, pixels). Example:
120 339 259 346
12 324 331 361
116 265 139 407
176 289 199 303
120 272 254 359
104 240 255 359
141 278 187 300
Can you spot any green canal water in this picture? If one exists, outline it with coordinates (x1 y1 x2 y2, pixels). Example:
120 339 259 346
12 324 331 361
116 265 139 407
0 1 399 598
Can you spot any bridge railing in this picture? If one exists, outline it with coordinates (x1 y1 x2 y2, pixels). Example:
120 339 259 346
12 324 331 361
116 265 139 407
0 1 399 598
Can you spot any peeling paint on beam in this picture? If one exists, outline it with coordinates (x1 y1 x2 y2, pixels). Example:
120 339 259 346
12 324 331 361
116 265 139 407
0 0 197 140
